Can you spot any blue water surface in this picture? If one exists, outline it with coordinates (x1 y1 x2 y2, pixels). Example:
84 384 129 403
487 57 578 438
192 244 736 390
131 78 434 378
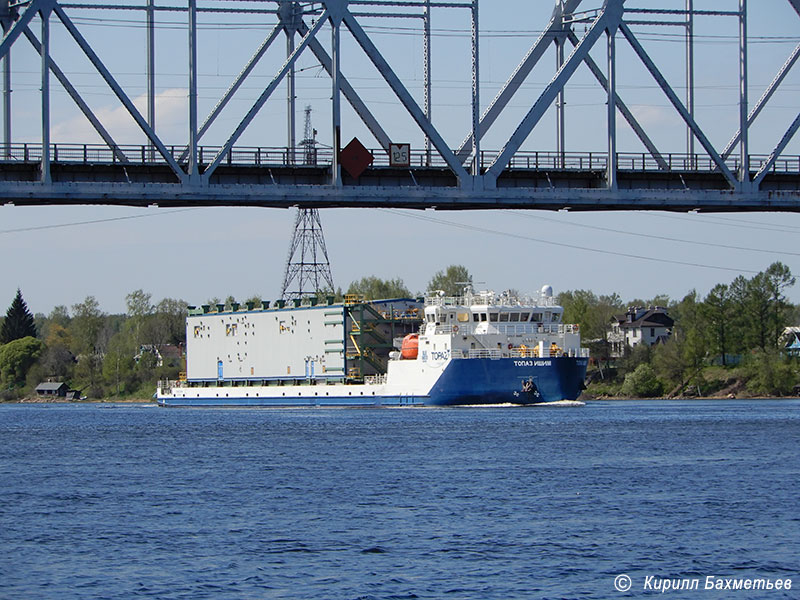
0 400 798 599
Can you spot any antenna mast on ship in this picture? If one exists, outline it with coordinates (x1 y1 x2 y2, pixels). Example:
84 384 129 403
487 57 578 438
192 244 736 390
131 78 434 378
280 106 334 301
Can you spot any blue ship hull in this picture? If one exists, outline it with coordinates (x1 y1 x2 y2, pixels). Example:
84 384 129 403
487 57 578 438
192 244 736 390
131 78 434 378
426 356 588 406
158 357 588 408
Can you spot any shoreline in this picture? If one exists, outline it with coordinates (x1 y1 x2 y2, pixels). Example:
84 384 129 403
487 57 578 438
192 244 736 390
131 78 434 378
4 395 799 405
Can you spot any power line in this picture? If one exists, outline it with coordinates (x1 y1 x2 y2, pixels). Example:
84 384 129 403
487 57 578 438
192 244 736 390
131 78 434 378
647 212 800 234
509 211 800 257
379 209 759 274
0 208 200 235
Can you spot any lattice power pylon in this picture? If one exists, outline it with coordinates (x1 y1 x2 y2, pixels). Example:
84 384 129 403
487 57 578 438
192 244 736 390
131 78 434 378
280 208 335 301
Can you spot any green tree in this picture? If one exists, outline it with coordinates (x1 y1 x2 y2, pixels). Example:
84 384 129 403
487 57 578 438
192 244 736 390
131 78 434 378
103 330 138 396
730 264 795 352
702 283 734 365
672 290 707 372
346 276 411 300
69 296 105 356
125 289 154 347
765 262 795 346
427 265 472 296
0 336 43 389
69 297 107 397
651 337 686 393
153 298 188 346
741 349 797 396
620 363 664 398
0 289 37 344
40 323 75 380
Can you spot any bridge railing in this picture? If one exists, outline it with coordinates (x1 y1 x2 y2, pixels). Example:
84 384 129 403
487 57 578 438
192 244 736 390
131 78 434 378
0 143 798 175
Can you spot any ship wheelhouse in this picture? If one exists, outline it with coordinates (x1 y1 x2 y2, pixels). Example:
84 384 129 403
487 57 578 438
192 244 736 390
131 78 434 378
417 286 586 360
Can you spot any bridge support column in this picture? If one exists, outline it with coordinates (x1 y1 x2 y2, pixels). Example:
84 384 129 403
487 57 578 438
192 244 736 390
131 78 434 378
738 0 749 188
606 24 617 191
331 13 342 187
1 0 10 158
188 0 199 182
146 0 154 162
286 13 296 164
685 0 694 163
423 0 431 167
40 3 50 184
556 37 565 169
470 0 479 176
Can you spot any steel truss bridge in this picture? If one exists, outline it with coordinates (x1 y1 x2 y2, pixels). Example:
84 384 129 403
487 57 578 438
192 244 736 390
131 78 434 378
1 0 800 211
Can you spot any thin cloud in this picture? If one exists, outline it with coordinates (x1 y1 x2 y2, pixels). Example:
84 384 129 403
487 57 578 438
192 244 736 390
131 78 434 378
52 88 188 145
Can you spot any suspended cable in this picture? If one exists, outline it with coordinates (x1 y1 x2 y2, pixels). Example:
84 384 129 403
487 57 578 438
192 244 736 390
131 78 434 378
378 209 759 274
0 208 200 235
509 211 800 256
646 212 800 234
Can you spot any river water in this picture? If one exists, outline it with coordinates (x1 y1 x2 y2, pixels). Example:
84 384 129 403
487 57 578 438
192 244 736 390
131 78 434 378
1 400 798 599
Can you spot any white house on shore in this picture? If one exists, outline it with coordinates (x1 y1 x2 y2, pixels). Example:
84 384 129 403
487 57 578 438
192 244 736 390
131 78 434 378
607 306 674 357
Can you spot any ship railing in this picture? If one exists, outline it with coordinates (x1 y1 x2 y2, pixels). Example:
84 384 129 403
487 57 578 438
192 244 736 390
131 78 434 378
428 322 582 337
425 293 559 308
364 374 387 385
492 323 579 336
463 349 503 359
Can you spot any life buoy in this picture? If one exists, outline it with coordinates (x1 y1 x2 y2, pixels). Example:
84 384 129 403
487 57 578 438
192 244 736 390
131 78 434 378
453 325 459 333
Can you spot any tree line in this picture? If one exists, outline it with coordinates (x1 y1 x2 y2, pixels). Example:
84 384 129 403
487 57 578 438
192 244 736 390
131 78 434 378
2 262 797 400
558 262 799 397
0 265 473 400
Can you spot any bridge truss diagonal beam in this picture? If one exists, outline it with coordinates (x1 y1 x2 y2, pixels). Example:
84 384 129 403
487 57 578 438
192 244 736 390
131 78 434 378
484 4 617 185
0 0 43 61
566 31 667 171
51 3 184 179
341 8 470 184
177 21 284 164
202 10 329 182
722 22 800 161
454 0 585 164
754 111 800 187
22 25 128 163
618 21 738 188
298 18 391 153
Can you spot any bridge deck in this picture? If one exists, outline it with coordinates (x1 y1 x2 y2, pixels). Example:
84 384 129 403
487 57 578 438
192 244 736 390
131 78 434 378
1 144 799 211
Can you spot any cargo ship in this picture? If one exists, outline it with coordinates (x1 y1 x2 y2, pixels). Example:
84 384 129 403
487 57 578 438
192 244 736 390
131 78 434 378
157 286 589 407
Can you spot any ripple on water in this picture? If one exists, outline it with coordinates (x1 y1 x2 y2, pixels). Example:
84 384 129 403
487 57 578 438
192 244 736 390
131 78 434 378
0 400 798 599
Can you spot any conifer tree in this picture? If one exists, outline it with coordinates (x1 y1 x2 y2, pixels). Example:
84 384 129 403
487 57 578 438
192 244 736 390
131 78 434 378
0 289 37 344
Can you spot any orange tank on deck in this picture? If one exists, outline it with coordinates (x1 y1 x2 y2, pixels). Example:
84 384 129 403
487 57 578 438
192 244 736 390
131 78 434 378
400 334 419 359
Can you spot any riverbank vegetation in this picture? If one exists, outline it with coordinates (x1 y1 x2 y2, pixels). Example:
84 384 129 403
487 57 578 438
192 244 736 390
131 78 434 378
1 262 798 401
566 262 800 399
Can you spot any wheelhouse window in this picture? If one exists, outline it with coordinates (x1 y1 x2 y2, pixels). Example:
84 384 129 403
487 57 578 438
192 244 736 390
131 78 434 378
509 313 520 322
489 312 499 322
473 313 480 322
520 312 530 321
533 313 543 322
481 313 487 322
499 313 509 322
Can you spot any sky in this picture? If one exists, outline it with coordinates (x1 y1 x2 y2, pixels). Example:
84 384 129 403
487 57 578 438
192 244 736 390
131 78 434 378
2 0 800 315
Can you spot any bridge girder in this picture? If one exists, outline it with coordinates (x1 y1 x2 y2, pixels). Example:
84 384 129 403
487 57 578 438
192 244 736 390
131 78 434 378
0 0 799 210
